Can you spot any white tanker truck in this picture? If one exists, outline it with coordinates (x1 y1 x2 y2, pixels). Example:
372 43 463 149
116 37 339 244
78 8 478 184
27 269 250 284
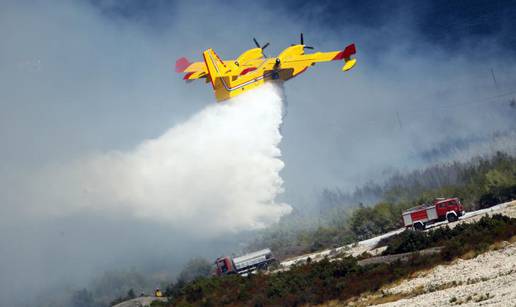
214 248 275 276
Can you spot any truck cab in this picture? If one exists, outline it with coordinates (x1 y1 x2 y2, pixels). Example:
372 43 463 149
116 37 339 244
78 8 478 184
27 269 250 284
215 256 237 276
434 197 465 222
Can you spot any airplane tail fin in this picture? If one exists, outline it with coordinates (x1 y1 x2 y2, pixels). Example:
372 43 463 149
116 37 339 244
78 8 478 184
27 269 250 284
341 44 357 71
175 57 191 73
203 48 230 89
333 43 357 71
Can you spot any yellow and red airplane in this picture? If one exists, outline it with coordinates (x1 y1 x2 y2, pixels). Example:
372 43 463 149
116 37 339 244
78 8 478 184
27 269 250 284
175 34 357 102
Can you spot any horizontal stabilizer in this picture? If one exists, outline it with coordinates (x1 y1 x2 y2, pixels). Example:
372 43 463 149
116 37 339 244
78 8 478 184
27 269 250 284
183 72 194 80
342 58 357 71
175 57 191 73
183 71 206 80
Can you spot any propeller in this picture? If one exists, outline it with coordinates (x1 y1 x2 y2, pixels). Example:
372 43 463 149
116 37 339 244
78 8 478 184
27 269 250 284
300 33 314 49
253 38 270 56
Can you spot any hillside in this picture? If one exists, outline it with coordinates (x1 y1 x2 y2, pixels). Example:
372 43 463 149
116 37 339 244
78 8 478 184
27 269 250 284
324 240 516 306
278 201 516 269
88 153 516 307
107 202 516 306
318 201 516 306
248 152 516 261
153 202 516 306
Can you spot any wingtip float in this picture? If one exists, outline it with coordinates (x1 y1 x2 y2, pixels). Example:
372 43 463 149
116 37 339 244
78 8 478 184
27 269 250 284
175 34 357 102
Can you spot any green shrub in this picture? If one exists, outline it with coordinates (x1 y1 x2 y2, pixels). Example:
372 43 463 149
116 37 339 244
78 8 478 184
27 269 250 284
382 214 516 258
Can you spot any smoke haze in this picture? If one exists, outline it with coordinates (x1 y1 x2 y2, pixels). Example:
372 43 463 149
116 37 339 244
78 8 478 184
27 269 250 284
25 84 290 235
2 0 516 306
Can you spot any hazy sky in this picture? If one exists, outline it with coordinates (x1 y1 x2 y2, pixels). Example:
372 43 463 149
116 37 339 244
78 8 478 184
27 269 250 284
1 0 516 305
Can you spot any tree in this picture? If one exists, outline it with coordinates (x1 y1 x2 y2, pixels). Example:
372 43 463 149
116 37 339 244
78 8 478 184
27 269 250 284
127 288 136 299
71 289 97 307
177 257 213 283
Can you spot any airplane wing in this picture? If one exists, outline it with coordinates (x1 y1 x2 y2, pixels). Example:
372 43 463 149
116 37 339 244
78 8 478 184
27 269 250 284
282 44 357 72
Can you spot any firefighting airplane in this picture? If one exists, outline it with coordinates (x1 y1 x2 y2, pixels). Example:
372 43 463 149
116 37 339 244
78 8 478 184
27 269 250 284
175 34 357 101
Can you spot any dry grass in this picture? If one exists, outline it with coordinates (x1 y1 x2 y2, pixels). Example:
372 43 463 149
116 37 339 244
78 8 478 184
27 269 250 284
311 299 345 307
460 250 477 260
316 286 425 307
489 240 510 251
361 292 410 306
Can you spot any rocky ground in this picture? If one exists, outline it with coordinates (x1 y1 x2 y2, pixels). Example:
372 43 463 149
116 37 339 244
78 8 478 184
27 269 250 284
375 240 516 306
319 201 516 307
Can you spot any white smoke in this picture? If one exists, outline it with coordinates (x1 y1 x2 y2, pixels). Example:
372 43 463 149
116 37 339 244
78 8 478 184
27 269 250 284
25 83 291 236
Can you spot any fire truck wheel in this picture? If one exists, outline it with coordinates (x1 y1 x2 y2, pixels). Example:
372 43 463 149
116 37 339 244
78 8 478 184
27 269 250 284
414 222 425 231
447 213 458 223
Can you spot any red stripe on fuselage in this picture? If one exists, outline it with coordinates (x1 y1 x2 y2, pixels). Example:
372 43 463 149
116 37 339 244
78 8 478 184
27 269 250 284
240 67 257 75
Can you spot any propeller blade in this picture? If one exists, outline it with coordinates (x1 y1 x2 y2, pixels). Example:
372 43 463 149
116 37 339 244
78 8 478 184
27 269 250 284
262 42 270 50
305 46 314 50
253 38 260 48
300 33 304 45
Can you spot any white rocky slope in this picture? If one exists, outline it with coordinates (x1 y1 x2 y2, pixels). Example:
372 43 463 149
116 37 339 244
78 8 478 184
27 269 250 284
319 201 516 307
337 201 516 307
377 241 516 306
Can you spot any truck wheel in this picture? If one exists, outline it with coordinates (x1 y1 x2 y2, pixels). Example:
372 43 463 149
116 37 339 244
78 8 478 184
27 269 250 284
414 222 425 231
447 213 458 223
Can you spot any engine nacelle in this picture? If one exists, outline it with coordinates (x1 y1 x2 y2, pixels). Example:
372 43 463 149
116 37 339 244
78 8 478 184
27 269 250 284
277 45 304 62
236 48 264 66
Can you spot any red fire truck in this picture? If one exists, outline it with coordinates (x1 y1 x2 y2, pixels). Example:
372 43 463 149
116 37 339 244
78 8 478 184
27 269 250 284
402 197 465 230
